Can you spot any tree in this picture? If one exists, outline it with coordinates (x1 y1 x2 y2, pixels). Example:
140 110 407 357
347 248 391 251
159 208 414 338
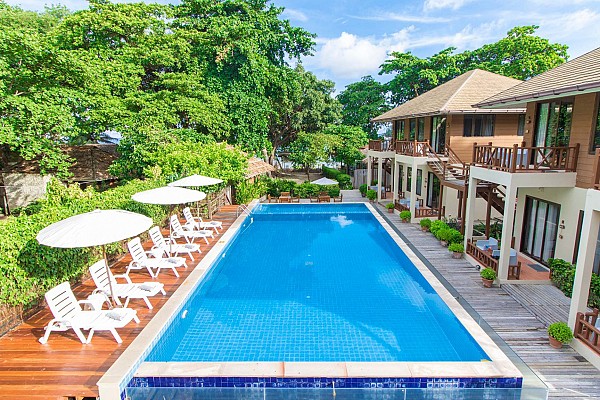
287 132 340 180
380 25 568 106
337 76 389 138
324 125 368 172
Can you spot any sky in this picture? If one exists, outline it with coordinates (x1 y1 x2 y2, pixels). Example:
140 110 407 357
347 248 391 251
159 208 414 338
5 0 600 93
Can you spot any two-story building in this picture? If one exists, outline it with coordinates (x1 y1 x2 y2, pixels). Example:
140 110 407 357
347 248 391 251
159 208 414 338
370 69 525 230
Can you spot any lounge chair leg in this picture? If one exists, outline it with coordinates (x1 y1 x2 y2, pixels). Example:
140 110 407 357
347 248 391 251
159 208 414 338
172 268 180 278
123 298 131 308
109 328 122 344
85 329 95 344
143 296 153 310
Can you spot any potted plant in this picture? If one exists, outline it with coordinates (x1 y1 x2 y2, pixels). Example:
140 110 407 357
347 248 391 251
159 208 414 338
480 268 496 288
547 322 573 349
366 189 377 203
386 202 395 213
448 243 464 259
436 228 451 246
399 210 411 222
359 184 368 197
419 218 432 232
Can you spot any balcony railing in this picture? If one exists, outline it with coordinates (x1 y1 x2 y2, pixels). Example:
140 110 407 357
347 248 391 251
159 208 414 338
471 143 580 173
574 309 600 355
466 239 521 279
395 140 431 157
368 139 393 151
593 149 600 190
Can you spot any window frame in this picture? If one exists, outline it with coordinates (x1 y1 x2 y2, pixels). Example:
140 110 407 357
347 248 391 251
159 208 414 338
463 114 495 137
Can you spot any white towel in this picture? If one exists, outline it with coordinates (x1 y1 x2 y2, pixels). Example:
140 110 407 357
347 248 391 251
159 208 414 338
106 310 125 321
139 283 155 292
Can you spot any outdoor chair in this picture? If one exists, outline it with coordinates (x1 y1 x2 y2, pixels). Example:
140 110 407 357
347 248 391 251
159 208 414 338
309 195 319 203
476 237 498 251
333 193 343 202
183 207 222 234
39 282 139 344
149 226 201 261
88 259 166 310
127 237 188 278
170 215 214 245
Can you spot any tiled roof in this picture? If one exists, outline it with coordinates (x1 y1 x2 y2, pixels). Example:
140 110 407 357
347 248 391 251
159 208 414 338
477 47 600 107
372 69 524 122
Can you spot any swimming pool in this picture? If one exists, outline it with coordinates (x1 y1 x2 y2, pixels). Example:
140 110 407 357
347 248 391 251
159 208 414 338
98 202 523 398
148 203 486 363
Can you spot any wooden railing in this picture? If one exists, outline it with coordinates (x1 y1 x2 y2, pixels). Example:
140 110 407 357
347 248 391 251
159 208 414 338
369 139 382 151
593 148 600 190
574 309 600 355
466 239 499 272
369 139 393 151
395 140 430 157
394 198 439 219
471 143 580 173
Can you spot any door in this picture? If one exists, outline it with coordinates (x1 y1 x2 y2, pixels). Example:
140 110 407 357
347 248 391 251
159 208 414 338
521 196 560 264
426 172 440 208
431 116 446 154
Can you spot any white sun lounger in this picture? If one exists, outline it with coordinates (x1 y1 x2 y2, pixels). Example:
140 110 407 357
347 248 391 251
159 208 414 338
183 207 223 234
39 282 139 344
149 226 201 261
88 260 165 309
170 215 213 245
127 237 188 278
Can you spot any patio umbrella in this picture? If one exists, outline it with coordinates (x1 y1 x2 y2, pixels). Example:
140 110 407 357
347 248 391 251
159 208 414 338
311 177 338 185
168 174 223 187
132 186 206 255
36 209 153 306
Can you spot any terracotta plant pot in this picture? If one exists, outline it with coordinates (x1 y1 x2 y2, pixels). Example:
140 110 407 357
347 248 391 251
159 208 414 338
452 252 463 259
482 278 493 288
421 227 429 232
549 336 563 349
387 208 394 213
440 240 448 247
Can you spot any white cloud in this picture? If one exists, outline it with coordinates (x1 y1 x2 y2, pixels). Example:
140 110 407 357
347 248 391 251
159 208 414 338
311 29 412 79
352 12 451 23
281 8 308 22
424 0 471 11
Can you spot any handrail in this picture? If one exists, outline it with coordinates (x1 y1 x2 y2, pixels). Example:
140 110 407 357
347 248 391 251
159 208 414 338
471 142 580 173
395 140 430 157
369 139 393 151
368 139 382 151
466 239 499 273
593 148 600 190
427 144 469 183
574 309 600 355
236 204 251 217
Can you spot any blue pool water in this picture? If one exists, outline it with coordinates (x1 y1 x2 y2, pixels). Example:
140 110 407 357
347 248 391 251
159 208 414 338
146 204 488 362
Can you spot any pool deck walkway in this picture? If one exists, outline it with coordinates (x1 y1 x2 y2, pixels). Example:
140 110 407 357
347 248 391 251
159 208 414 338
373 200 600 399
0 207 240 400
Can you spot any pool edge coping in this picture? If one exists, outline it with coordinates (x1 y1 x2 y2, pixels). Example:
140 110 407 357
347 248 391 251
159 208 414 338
98 201 522 399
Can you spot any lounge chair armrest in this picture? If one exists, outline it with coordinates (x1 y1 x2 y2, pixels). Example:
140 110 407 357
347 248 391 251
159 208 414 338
113 273 133 284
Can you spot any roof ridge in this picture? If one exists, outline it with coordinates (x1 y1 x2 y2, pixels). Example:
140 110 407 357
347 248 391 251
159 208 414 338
439 70 477 112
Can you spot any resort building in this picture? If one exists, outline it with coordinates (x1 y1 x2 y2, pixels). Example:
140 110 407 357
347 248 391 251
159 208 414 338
468 47 600 365
369 69 525 229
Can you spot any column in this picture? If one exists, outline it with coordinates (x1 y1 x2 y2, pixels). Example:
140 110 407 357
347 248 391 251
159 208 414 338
463 175 478 247
367 155 372 187
392 160 398 202
409 161 418 222
568 195 600 328
377 157 383 203
497 183 517 282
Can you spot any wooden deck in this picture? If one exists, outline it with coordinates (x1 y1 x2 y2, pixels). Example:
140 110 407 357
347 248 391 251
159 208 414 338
0 207 239 400
376 204 600 399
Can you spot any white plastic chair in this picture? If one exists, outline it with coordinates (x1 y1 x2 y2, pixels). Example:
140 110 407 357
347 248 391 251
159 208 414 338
39 282 139 344
183 207 222 234
149 226 201 261
88 260 166 309
127 237 187 278
170 215 213 245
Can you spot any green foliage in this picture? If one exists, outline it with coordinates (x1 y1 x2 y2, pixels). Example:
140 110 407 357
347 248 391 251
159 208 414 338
337 76 390 138
547 322 573 343
446 229 464 245
0 178 166 307
430 220 449 236
323 124 368 169
380 26 568 106
448 243 464 253
288 132 340 177
359 184 368 195
386 202 395 210
480 268 497 280
326 186 340 197
419 218 432 229
235 179 267 204
548 258 600 309
435 227 451 241
322 166 340 179
294 182 321 198
399 210 411 221
366 189 377 201
336 174 352 190
264 178 297 197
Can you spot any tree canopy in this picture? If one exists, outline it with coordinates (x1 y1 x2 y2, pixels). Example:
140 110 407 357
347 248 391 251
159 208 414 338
337 76 389 138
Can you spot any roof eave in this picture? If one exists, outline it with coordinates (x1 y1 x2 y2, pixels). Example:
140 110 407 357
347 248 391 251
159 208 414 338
371 107 525 122
476 83 600 109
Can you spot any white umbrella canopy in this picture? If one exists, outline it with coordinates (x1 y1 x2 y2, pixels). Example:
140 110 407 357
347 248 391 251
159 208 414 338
311 177 338 185
168 174 223 187
132 186 206 205
36 209 153 306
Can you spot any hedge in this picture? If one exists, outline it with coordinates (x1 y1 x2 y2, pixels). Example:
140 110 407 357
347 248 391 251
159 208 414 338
0 178 167 307
322 166 353 189
548 258 600 309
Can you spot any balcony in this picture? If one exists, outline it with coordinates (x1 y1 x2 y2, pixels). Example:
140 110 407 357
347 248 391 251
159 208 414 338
368 139 394 152
472 143 580 173
395 140 431 157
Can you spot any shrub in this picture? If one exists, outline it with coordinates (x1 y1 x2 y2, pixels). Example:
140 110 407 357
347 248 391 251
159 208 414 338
434 227 451 241
322 166 340 179
336 173 352 189
430 220 448 236
419 218 432 230
235 179 267 204
295 182 321 198
366 189 377 201
547 322 573 343
386 202 395 209
399 210 411 221
446 229 463 245
359 184 368 195
265 178 297 197
480 268 496 280
548 258 600 309
327 186 341 197
448 243 464 253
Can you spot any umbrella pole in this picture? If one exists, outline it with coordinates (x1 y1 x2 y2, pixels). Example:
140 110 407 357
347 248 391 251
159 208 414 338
169 205 174 257
103 245 118 308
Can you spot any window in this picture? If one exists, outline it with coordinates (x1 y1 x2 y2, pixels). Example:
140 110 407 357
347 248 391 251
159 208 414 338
592 99 600 153
409 119 416 140
399 120 405 140
416 169 422 196
535 100 573 148
431 116 446 153
408 118 425 141
463 115 495 137
517 114 525 137
417 118 425 141
406 167 412 192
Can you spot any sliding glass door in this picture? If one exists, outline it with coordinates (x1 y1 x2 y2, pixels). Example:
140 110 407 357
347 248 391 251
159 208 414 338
431 116 446 154
521 197 560 264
